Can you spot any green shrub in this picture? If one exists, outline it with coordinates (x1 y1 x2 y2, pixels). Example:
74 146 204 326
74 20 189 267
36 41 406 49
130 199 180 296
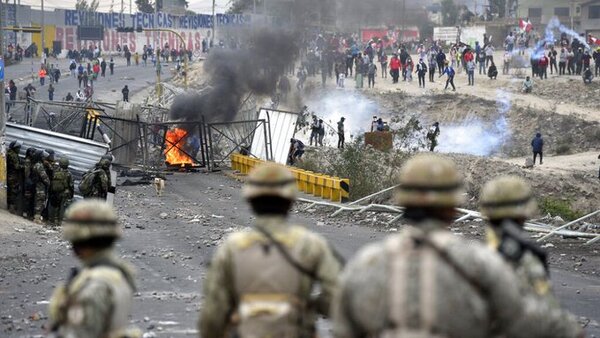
538 197 583 221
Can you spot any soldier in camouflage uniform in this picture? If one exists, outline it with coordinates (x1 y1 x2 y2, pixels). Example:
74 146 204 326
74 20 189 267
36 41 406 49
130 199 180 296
480 175 583 336
6 140 23 214
332 154 583 338
93 159 110 199
32 150 51 224
22 147 37 219
48 158 75 226
199 163 342 338
48 199 141 338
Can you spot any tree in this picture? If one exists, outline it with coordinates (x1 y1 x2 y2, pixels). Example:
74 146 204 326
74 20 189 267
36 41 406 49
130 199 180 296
135 0 155 13
488 0 506 18
76 0 99 12
441 0 458 26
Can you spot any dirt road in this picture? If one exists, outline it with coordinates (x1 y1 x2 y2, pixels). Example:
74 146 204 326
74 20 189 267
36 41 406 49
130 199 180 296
1 172 598 337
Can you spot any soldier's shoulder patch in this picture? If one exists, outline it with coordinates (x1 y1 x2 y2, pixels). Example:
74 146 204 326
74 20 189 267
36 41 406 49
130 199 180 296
533 279 550 296
67 304 85 325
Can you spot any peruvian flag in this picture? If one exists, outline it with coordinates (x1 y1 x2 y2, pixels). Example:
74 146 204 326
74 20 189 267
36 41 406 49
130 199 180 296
519 18 533 33
588 34 600 46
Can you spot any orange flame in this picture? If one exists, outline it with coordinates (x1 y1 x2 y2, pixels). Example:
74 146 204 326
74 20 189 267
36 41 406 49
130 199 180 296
164 128 195 165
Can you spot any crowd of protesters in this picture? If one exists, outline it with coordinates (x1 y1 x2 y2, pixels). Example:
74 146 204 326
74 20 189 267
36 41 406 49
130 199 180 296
282 30 600 96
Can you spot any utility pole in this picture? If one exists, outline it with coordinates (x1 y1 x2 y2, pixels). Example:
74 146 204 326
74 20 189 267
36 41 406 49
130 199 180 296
41 0 44 59
211 0 215 47
121 0 124 14
0 0 7 210
401 0 406 44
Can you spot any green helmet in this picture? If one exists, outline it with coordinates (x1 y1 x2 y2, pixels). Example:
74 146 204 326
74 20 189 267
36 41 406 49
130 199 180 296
59 158 70 169
63 199 122 242
99 159 111 169
394 154 464 207
480 175 537 221
242 163 297 200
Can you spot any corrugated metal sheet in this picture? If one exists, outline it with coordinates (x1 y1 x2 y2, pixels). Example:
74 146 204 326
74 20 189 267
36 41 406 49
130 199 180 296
251 108 299 164
5 122 110 180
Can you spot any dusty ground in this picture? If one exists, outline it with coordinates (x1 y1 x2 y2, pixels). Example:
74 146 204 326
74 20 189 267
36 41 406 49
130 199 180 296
0 172 599 338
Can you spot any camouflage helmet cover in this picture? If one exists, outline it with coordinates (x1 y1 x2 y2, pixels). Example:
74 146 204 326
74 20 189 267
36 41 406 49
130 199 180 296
394 154 464 207
242 162 297 200
59 157 70 168
63 199 122 242
480 175 537 221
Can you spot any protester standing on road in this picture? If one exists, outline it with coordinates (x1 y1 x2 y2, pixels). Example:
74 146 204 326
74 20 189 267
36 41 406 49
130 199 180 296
39 67 47 86
531 132 544 165
466 59 475 86
337 117 345 149
48 84 55 101
367 60 377 88
440 61 456 91
121 85 129 102
199 163 342 338
100 59 107 77
559 47 568 75
416 58 428 88
109 58 115 75
389 54 400 83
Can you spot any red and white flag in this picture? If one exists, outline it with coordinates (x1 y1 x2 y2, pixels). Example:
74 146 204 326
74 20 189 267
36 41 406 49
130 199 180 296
588 34 600 46
519 18 533 33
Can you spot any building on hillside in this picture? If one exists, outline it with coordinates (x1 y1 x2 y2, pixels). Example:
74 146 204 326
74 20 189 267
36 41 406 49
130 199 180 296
580 0 600 35
516 0 583 29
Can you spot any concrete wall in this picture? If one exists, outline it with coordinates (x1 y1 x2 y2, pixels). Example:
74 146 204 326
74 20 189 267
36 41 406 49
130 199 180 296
516 0 581 27
581 2 600 35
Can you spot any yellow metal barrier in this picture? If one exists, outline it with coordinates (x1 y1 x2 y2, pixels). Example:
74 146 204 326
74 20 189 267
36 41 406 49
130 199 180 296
230 153 350 203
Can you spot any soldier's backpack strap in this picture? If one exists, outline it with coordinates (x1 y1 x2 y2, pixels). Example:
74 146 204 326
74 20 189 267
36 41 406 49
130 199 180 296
415 234 489 299
88 259 136 291
253 225 322 282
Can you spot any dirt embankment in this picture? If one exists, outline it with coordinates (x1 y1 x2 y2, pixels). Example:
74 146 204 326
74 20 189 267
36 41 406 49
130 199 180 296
370 91 600 157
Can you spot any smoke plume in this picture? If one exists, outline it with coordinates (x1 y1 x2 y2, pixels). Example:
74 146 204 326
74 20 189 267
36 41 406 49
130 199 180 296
170 28 299 122
437 90 511 156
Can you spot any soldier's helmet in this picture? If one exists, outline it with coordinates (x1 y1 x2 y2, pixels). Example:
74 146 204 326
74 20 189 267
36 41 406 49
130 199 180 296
41 150 51 161
9 140 23 150
59 158 70 169
99 159 111 169
45 149 55 161
63 199 122 243
242 163 297 200
480 175 537 221
101 153 114 163
26 147 36 157
394 154 464 207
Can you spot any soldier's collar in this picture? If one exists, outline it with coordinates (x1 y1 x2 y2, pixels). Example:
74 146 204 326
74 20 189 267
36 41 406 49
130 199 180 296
254 215 288 230
81 248 116 267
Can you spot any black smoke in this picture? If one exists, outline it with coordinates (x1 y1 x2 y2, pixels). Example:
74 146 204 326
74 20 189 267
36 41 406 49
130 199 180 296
170 28 299 122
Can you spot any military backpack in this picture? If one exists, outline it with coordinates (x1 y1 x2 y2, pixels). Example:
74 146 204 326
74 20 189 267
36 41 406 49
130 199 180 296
79 169 101 196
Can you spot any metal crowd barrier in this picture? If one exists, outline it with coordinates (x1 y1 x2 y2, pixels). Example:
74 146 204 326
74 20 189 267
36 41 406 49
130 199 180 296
231 153 350 203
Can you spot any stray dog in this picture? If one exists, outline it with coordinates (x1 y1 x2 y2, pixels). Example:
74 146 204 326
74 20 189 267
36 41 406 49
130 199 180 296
154 177 165 197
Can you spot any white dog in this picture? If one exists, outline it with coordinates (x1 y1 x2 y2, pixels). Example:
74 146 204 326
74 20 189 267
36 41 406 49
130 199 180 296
154 178 165 197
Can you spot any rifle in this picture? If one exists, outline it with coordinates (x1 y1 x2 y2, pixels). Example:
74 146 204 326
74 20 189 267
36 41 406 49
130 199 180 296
498 221 549 274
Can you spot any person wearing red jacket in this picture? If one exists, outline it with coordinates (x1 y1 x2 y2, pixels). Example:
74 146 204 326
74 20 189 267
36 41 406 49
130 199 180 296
389 54 401 83
538 55 549 79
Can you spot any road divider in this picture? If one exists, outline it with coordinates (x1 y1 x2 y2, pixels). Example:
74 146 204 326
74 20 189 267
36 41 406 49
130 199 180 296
231 153 350 203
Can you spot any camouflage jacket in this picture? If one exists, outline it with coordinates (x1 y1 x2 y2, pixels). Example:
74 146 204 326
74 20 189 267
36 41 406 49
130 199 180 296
199 216 342 338
90 169 109 199
50 167 74 199
488 225 584 338
6 149 22 179
48 249 140 338
332 221 582 338
32 162 50 189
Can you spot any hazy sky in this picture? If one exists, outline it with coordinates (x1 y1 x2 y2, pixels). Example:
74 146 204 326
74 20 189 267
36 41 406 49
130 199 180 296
17 0 232 15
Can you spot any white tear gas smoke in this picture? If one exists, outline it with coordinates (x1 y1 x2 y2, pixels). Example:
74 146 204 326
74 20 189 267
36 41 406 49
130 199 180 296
437 90 511 156
528 17 590 60
302 90 380 137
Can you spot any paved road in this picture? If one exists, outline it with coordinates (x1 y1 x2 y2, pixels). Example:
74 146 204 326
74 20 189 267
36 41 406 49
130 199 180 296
5 56 180 105
0 171 598 337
